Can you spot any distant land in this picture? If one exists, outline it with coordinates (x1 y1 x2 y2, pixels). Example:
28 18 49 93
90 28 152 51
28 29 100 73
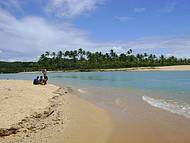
1 49 190 73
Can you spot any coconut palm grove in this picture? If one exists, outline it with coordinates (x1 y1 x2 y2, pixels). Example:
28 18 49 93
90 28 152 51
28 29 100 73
1 49 190 73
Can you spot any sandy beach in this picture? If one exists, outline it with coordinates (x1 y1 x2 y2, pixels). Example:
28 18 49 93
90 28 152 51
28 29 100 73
20 65 190 74
99 65 190 72
1 79 190 143
0 80 112 143
77 87 190 143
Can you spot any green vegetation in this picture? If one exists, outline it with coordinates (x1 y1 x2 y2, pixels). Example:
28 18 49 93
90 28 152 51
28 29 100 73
0 61 38 73
1 49 190 73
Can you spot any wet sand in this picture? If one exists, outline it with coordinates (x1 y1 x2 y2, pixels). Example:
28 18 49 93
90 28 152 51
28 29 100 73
0 80 112 143
48 91 112 143
110 94 190 143
77 87 190 143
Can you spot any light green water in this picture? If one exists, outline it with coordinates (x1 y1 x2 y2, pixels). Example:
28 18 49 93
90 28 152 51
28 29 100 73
1 71 190 118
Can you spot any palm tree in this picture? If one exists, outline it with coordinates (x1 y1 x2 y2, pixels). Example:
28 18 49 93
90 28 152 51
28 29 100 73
73 50 78 61
64 51 70 58
78 48 86 60
160 55 165 65
57 51 63 59
38 54 49 68
39 54 46 61
104 53 110 61
127 49 133 55
86 51 92 60
153 55 157 59
35 48 190 71
119 53 126 61
67 50 78 62
136 54 143 60
110 49 117 59
144 53 148 58
45 51 50 58
51 52 56 60
82 50 86 59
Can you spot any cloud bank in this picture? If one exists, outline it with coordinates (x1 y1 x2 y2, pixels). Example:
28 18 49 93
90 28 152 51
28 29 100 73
0 10 95 61
0 0 190 61
46 0 104 18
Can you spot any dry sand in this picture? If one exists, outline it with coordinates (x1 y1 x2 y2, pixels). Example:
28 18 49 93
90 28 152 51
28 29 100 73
0 80 58 129
0 80 112 143
100 65 190 72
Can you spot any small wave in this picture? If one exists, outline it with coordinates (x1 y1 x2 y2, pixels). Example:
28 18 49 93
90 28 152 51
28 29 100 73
142 96 190 118
115 98 128 112
77 89 86 93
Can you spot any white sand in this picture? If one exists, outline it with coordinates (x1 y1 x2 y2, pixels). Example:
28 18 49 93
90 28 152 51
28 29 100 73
100 65 190 72
0 80 57 129
0 80 112 143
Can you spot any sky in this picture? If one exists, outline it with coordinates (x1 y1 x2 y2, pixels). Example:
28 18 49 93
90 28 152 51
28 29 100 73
0 0 190 61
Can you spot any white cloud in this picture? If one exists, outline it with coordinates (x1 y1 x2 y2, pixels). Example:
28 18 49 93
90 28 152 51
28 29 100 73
114 16 133 22
88 37 190 58
122 37 190 57
0 10 96 61
0 10 190 61
0 0 104 18
46 0 104 18
134 7 146 13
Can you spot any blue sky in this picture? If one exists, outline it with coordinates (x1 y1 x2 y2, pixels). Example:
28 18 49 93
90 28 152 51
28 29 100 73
75 0 190 41
0 0 190 61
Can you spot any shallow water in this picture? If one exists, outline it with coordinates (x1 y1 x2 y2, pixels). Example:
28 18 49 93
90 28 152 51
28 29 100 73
1 71 190 142
1 71 190 118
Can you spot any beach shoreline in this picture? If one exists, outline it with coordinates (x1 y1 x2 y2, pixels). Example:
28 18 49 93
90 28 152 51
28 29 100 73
18 65 190 74
76 86 190 143
98 65 190 72
0 80 112 143
1 79 190 143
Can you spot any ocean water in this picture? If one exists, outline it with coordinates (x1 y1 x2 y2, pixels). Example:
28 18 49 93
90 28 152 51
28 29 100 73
0 71 190 118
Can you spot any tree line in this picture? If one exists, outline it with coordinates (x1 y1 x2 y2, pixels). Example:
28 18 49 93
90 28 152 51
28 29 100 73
1 48 190 73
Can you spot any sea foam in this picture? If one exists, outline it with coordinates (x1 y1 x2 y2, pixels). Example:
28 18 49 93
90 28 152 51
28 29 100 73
142 96 190 118
77 88 86 93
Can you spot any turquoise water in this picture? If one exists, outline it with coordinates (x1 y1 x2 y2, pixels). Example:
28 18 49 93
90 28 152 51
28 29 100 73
1 71 189 94
0 71 190 97
1 71 190 118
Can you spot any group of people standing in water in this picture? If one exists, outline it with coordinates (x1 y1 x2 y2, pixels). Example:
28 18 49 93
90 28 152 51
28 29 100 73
33 69 48 85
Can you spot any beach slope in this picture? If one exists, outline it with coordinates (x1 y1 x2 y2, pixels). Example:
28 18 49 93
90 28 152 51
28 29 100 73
0 80 112 143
